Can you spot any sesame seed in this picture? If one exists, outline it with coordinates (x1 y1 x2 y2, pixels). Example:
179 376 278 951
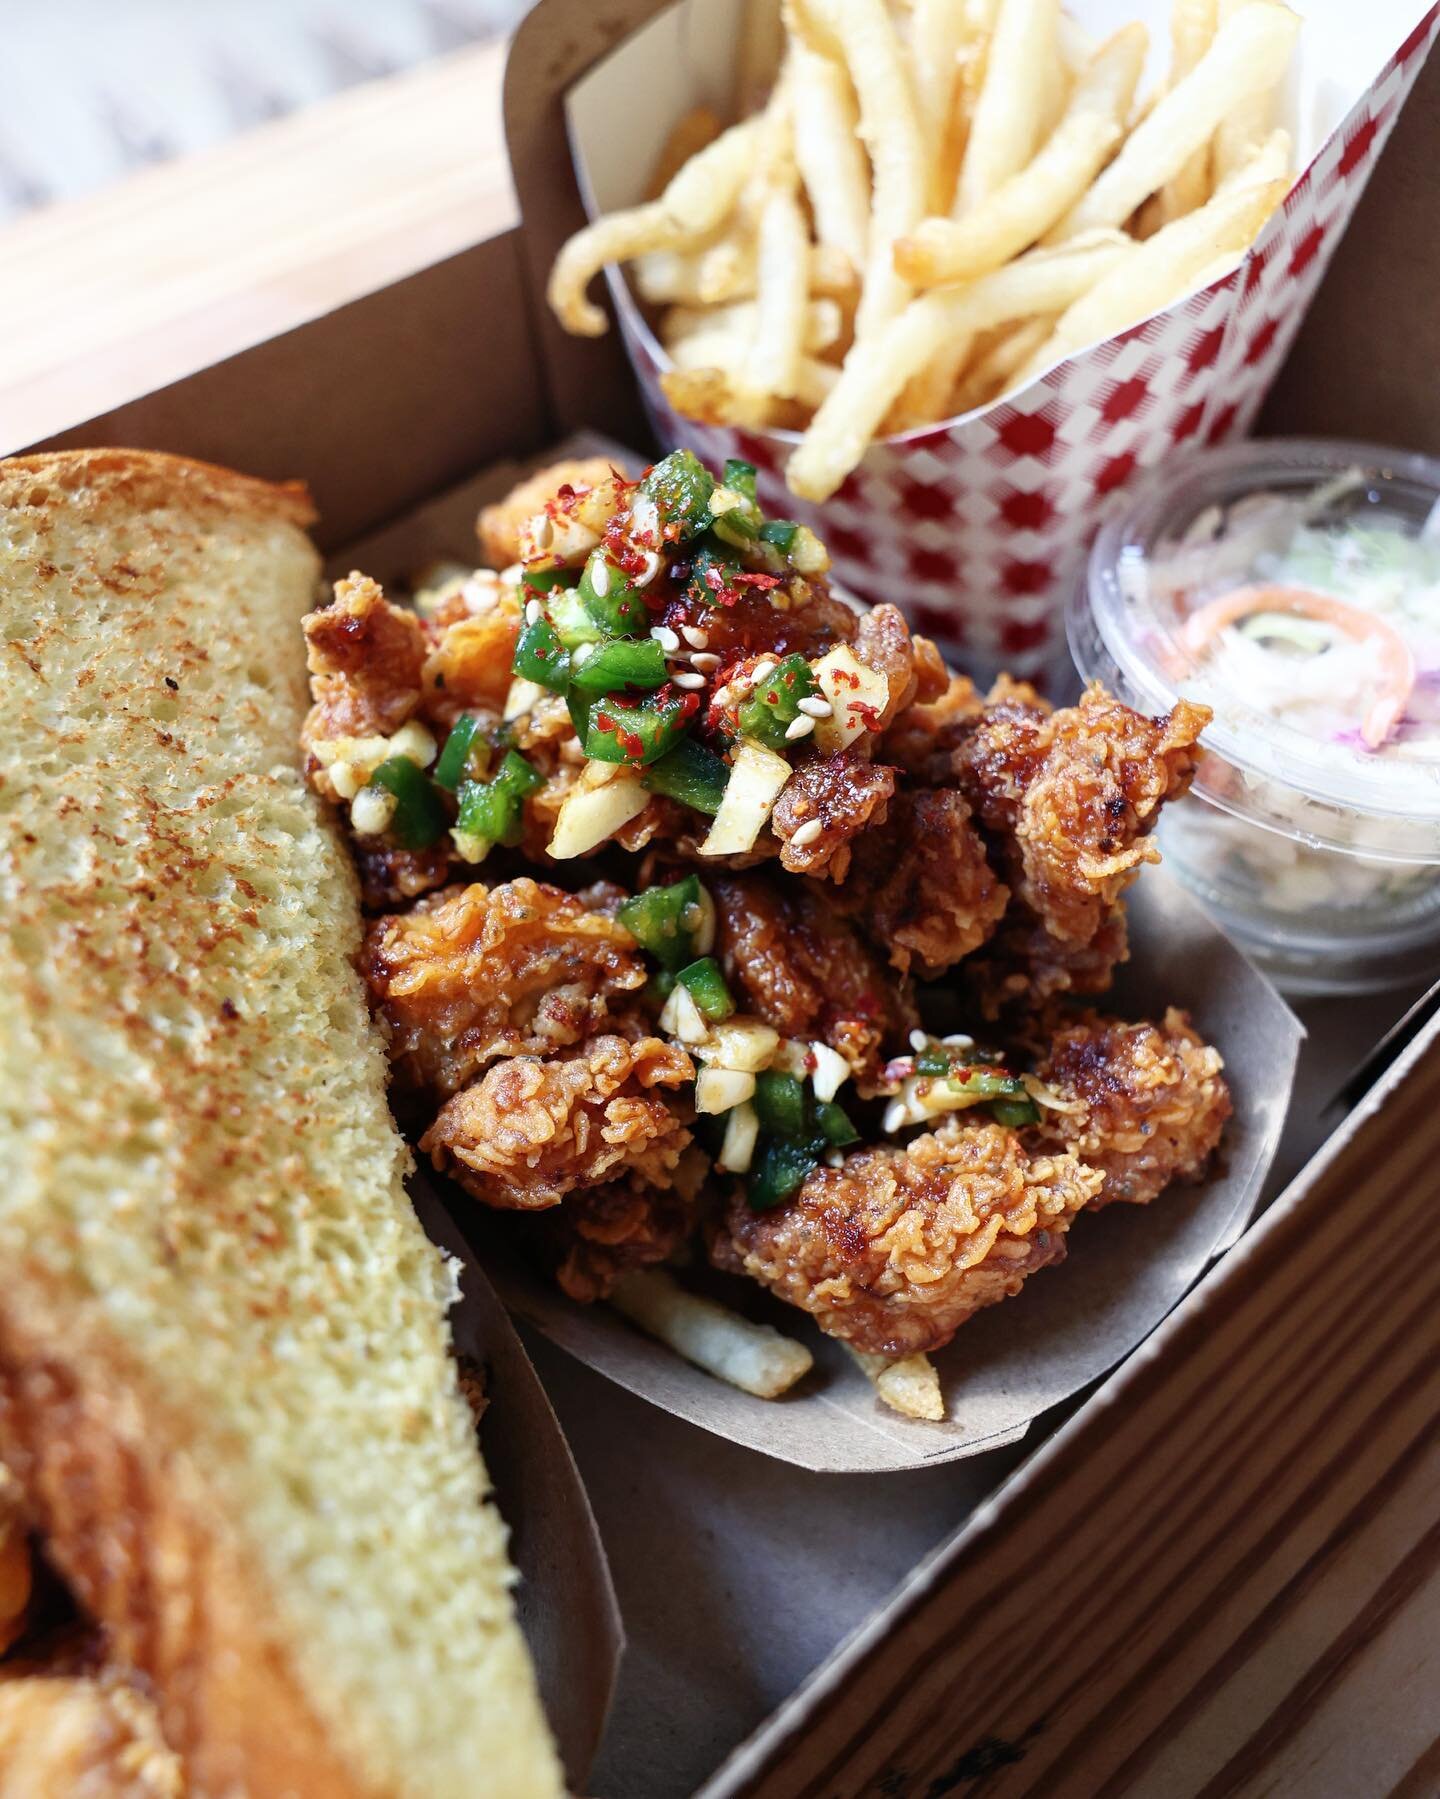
650 624 681 652
909 1029 929 1051
672 670 706 690
573 642 596 665
689 651 721 673
751 658 778 685
883 1101 907 1134
524 598 542 625
729 672 755 698
784 714 815 741
790 818 824 847
531 512 554 550
681 624 710 649
711 685 734 709
797 695 832 718
589 558 610 597
634 550 662 588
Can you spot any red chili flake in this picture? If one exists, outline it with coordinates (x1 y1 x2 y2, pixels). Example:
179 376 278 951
618 729 645 759
594 711 617 734
803 1049 818 1073
834 668 860 690
849 701 882 731
732 571 781 591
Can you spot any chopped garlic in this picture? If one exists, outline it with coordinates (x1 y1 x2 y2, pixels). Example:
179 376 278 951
789 526 830 575
504 676 549 721
810 645 890 754
771 1039 812 1078
695 1018 780 1073
700 739 792 856
696 1067 758 1115
387 719 438 767
546 768 648 858
717 1101 760 1173
350 786 397 836
810 1042 851 1103
883 1073 996 1132
450 829 492 865
659 981 710 1046
329 761 362 801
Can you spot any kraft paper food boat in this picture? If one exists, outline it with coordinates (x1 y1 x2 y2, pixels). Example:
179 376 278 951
340 443 1302 1476
564 0 1440 685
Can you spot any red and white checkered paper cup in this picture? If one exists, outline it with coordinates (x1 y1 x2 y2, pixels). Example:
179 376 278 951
599 5 1439 687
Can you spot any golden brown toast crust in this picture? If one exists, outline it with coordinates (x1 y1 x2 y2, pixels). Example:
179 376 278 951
0 448 316 530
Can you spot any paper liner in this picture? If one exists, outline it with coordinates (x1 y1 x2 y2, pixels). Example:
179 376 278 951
567 0 1440 685
410 1178 624 1789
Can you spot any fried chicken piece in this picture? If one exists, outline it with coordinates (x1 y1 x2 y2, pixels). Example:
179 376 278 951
963 903 1130 1020
949 674 1054 836
350 839 455 912
771 751 896 881
0 1669 183 1798
551 1150 712 1302
711 1120 1103 1355
882 671 985 785
684 575 857 670
418 591 521 731
853 605 949 734
710 873 917 1089
361 878 646 1100
301 572 427 750
476 456 618 568
0 1476 30 1659
834 789 1009 975
423 1034 693 1210
1017 685 1209 944
1029 1007 1230 1207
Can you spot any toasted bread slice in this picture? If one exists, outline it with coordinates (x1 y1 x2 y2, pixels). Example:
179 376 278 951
0 451 562 1798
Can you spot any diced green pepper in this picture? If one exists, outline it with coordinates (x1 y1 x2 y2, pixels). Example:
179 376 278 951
990 1096 1040 1129
512 613 572 692
548 584 606 649
747 1139 817 1211
676 956 734 1022
753 1071 809 1142
759 519 799 553
584 691 694 767
736 653 819 749
723 458 758 504
685 542 741 610
433 712 488 792
578 550 648 637
934 1068 1028 1105
368 756 447 850
455 750 543 849
521 565 581 593
815 1100 860 1147
641 737 729 815
566 688 592 741
618 874 708 972
640 449 715 538
711 506 761 551
915 1047 953 1076
571 635 668 695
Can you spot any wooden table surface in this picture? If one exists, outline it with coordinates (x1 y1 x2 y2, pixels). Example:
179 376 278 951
3 43 1437 1799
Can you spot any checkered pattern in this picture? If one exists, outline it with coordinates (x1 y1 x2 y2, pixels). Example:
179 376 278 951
608 6 1439 687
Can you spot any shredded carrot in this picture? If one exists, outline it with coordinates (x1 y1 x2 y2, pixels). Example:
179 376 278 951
1182 583 1416 750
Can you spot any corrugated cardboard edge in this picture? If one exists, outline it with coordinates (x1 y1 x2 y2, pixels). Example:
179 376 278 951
699 1010 1440 1796
503 0 666 446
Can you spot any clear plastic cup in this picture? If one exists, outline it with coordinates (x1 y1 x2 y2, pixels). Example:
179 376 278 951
1069 439 1440 996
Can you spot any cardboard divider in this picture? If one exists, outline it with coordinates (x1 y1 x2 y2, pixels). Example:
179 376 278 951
410 1178 623 1792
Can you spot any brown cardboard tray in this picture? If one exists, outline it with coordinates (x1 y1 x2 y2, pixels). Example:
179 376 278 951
22 10 1440 1789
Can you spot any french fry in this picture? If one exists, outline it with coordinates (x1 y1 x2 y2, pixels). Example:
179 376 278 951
1211 0 1281 181
645 106 725 201
847 1348 945 1421
896 25 1146 288
909 0 971 208
636 237 858 308
663 296 843 356
788 234 1130 499
609 1270 814 1399
662 358 837 425
750 114 812 405
793 0 927 339
1018 174 1287 386
548 118 762 335
1047 0 1299 243
791 35 871 272
954 0 1062 214
951 313 1057 410
1156 0 1218 223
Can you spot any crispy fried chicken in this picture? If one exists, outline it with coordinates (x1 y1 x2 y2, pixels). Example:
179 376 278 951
361 878 646 1101
422 1033 693 1209
711 1120 1103 1355
1029 1007 1230 1206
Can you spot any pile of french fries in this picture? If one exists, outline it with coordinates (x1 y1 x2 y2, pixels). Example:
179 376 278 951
549 0 1300 502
